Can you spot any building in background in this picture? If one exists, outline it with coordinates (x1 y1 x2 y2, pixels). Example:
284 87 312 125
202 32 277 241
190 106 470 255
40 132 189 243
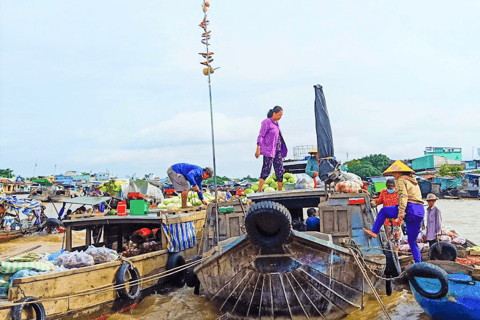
424 147 462 161
411 155 463 172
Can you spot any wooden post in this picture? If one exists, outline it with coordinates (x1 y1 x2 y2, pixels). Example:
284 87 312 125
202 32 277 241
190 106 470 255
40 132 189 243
86 228 92 247
65 226 72 251
117 226 123 253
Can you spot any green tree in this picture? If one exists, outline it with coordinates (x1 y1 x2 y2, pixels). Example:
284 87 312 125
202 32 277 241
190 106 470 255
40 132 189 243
81 172 91 176
0 169 14 178
345 154 391 179
438 164 463 178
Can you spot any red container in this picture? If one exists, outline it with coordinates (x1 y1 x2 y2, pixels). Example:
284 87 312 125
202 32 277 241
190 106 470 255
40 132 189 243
117 201 127 216
348 198 366 205
127 192 146 200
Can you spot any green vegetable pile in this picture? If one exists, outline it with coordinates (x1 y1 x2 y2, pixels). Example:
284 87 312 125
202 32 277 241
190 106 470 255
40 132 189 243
246 173 297 194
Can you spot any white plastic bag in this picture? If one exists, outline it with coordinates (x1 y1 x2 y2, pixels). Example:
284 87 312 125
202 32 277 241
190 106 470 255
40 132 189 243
56 251 95 269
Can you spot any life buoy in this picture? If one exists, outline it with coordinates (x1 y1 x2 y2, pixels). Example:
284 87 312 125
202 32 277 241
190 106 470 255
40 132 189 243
166 253 186 287
11 296 46 320
186 255 202 294
429 242 457 261
245 201 292 248
406 262 449 299
115 263 141 300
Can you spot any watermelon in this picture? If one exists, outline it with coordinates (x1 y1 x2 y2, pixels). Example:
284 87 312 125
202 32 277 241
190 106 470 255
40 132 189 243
244 188 254 195
264 187 275 193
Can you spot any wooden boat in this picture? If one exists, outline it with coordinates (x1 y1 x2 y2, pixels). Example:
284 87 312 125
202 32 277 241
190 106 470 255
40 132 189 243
0 208 207 320
406 261 480 320
0 226 39 244
194 194 396 319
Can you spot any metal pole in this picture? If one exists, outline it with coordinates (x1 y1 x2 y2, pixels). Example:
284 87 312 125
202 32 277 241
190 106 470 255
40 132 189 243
202 0 219 245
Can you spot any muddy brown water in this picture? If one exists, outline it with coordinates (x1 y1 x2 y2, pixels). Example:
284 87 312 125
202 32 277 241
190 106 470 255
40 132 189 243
2 199 479 319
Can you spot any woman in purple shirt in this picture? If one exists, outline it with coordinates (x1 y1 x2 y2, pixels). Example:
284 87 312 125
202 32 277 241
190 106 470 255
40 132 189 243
255 106 288 192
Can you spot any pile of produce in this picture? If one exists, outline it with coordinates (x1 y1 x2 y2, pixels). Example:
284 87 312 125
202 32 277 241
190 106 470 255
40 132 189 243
157 191 216 210
397 227 468 254
244 173 296 194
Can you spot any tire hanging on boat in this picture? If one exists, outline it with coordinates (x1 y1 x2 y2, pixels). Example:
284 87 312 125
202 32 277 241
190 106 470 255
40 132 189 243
166 253 186 287
382 240 401 296
185 255 202 294
406 262 449 299
115 263 141 300
429 242 457 261
11 296 46 320
244 201 292 247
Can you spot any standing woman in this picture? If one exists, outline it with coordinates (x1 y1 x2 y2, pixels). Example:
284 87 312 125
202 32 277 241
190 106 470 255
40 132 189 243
386 160 425 263
255 106 288 192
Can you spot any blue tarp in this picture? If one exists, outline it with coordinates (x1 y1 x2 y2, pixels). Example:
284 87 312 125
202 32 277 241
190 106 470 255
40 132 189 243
314 85 338 181
433 177 462 191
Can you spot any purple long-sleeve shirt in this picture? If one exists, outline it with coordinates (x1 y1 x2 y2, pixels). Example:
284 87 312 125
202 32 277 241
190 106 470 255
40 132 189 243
257 118 288 158
426 206 442 241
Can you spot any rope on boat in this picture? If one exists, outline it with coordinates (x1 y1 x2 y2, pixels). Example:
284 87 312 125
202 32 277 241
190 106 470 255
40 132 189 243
0 257 206 309
347 247 392 320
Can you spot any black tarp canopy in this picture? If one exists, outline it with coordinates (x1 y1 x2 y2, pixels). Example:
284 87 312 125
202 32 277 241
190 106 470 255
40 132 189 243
314 85 339 181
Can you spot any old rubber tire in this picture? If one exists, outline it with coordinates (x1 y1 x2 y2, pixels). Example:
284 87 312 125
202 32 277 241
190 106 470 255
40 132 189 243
406 262 449 299
166 253 186 287
429 242 457 261
11 296 46 320
115 263 141 300
186 255 202 288
383 241 401 278
245 201 292 248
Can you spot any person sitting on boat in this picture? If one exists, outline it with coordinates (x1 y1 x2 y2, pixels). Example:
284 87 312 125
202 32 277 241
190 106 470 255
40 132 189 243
425 193 442 248
368 179 402 248
364 160 425 263
306 208 320 231
305 147 322 187
90 185 103 197
0 204 6 223
255 106 288 192
167 163 213 208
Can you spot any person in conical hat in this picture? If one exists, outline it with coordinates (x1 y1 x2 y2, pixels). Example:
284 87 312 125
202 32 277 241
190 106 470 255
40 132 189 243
364 160 425 263
305 146 319 179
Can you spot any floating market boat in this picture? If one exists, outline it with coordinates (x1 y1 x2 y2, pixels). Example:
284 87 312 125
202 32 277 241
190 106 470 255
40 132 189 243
194 196 395 319
0 208 207 320
406 261 480 320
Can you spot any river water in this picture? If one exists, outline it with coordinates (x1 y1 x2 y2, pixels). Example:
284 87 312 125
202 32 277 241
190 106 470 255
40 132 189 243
2 199 479 319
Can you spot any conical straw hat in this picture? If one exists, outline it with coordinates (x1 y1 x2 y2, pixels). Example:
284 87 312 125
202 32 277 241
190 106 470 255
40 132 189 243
383 160 414 176
308 147 318 154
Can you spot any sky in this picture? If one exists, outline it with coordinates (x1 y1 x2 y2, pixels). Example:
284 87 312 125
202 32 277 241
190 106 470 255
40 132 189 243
1 1 479 179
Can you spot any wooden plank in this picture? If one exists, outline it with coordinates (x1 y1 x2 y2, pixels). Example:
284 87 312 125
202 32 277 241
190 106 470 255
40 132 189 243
65 226 72 251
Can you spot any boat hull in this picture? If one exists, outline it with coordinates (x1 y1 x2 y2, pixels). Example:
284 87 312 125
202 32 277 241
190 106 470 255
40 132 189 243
410 273 480 320
195 231 386 319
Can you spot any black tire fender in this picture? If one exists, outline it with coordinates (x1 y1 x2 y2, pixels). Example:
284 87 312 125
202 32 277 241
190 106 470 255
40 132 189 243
186 255 202 288
115 263 141 300
406 262 449 299
166 253 186 287
245 201 292 248
11 296 46 320
429 242 457 261
383 241 401 278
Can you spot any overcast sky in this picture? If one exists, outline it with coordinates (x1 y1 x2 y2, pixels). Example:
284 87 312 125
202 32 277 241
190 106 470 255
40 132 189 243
1 1 479 179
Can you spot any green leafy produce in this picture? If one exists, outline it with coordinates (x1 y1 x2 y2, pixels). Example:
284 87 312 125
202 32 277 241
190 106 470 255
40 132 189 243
283 178 287 184
265 177 274 185
251 184 259 192
244 188 254 194
270 181 278 190
264 187 276 193
271 173 276 180
284 173 293 180
288 177 297 183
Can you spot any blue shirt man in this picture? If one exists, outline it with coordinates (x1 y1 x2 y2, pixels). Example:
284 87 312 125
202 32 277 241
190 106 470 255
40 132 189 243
305 208 320 231
167 163 214 208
